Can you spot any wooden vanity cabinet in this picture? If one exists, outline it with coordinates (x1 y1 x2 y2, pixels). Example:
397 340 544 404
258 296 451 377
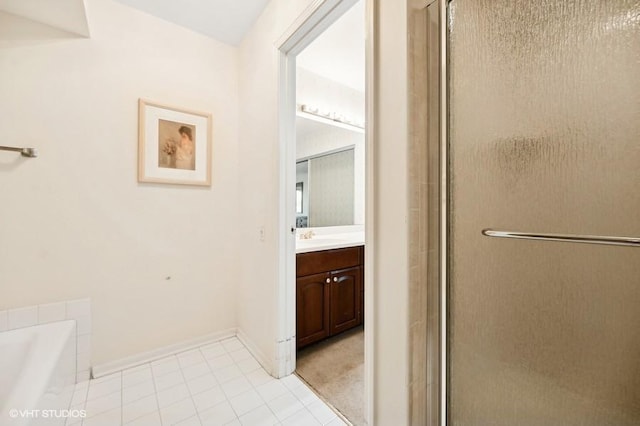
329 266 361 335
296 246 364 349
296 272 330 348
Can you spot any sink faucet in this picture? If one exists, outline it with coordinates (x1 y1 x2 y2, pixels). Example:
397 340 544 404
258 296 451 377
300 230 315 240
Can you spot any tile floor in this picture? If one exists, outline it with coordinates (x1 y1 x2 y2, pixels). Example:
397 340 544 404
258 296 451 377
67 337 348 426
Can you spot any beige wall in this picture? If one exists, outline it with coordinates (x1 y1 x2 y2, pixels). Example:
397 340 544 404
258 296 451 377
1 0 415 422
0 0 240 365
236 0 315 372
371 0 410 423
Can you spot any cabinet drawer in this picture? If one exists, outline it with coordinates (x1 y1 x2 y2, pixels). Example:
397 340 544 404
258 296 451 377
296 246 362 277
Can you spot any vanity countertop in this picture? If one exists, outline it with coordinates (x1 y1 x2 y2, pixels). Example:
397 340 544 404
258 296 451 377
295 231 365 254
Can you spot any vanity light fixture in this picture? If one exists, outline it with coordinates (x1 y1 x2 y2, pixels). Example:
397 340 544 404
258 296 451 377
299 104 365 130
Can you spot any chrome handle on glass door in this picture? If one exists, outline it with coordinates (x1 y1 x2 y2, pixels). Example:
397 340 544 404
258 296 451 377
482 229 640 247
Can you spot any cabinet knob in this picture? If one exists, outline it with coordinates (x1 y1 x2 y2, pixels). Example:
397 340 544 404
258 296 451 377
325 278 331 284
333 277 338 282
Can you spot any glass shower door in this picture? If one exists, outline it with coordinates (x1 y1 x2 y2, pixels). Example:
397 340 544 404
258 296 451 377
447 1 640 425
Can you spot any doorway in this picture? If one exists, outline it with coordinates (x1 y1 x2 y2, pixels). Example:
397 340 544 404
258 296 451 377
276 0 370 425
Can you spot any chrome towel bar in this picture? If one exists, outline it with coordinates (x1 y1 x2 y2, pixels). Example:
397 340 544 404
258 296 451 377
482 229 640 248
0 145 38 158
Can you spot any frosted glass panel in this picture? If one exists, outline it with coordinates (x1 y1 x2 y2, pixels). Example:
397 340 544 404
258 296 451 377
448 1 640 425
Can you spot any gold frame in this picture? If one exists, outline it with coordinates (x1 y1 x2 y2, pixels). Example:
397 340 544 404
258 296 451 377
138 99 212 186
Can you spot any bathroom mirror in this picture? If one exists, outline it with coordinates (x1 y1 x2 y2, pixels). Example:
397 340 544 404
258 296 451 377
295 115 365 228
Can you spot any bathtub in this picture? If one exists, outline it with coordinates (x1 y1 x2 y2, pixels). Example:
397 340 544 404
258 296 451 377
1 321 77 426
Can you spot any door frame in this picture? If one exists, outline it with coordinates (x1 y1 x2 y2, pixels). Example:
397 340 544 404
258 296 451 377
275 0 375 424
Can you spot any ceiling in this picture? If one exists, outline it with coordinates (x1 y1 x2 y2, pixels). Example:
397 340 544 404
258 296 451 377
113 0 269 46
296 0 365 93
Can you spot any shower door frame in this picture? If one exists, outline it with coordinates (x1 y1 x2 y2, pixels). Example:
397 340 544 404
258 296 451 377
419 0 448 424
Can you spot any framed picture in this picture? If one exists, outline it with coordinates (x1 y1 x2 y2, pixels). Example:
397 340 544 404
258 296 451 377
138 99 212 186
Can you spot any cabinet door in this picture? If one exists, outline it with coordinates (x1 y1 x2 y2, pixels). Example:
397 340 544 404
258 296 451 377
329 266 362 335
296 272 330 348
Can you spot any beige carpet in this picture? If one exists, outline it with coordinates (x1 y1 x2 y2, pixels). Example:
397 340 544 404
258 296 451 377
296 326 364 425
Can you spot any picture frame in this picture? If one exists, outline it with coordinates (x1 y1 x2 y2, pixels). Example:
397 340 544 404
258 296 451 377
138 99 212 186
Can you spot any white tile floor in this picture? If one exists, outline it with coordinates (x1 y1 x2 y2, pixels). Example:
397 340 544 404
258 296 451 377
67 337 348 426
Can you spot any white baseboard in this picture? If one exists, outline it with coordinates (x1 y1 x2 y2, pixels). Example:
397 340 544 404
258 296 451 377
91 328 237 378
236 328 274 376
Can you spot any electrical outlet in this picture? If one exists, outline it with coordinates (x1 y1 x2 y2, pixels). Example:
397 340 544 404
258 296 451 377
259 226 265 242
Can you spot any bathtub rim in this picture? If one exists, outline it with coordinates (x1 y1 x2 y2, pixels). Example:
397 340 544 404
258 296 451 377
0 320 77 424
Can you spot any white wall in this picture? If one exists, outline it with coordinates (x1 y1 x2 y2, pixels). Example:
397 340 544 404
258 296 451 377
236 0 316 372
296 120 362 160
297 67 365 129
0 0 240 366
295 0 365 93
